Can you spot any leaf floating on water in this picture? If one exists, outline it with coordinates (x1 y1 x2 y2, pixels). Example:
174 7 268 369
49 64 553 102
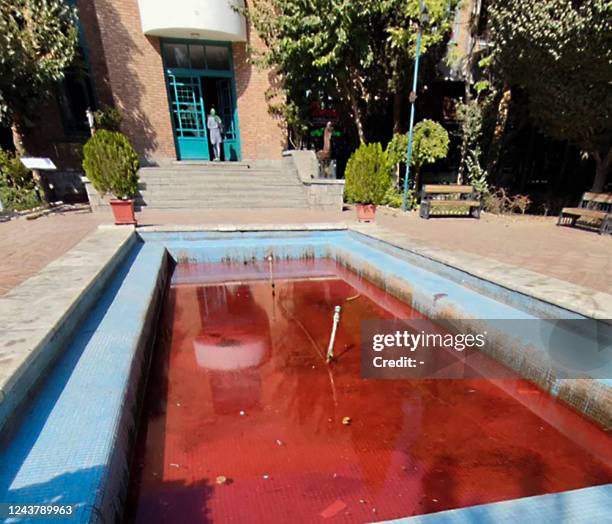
320 500 347 519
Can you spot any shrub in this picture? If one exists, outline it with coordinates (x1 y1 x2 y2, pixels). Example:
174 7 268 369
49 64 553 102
82 130 139 199
411 119 450 173
385 132 409 169
0 149 40 211
465 150 489 195
482 187 531 215
382 186 417 210
94 105 123 132
344 143 392 205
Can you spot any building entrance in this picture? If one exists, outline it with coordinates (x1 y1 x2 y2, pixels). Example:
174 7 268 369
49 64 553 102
162 40 240 161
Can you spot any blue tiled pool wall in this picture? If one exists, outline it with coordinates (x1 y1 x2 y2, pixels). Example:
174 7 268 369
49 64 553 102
0 242 171 523
2 230 608 524
140 230 611 430
0 234 139 439
346 230 585 320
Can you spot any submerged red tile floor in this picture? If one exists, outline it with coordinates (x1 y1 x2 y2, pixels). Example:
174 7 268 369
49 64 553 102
125 259 612 523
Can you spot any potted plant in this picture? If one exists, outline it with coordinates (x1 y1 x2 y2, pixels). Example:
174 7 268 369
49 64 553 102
344 142 391 222
82 129 140 225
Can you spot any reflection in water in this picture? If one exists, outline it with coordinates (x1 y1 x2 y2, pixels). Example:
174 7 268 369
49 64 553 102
126 259 612 524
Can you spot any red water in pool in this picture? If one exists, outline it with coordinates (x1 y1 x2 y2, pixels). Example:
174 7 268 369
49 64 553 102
125 259 612 523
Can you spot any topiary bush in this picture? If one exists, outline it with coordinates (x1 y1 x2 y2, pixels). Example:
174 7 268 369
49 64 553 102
82 130 139 199
411 119 450 189
344 143 392 205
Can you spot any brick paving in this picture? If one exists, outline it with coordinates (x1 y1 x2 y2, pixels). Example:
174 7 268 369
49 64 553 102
1 206 610 296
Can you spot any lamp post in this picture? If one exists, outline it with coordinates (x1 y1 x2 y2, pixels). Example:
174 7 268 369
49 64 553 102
402 1 429 211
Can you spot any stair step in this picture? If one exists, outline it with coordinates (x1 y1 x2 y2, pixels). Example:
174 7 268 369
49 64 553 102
139 178 296 184
139 184 303 193
139 167 283 175
140 193 308 200
136 162 309 209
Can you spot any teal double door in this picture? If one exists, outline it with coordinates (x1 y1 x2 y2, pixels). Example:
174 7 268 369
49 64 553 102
162 40 241 161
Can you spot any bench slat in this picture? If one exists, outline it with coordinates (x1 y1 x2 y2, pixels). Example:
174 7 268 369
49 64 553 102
423 184 474 194
583 192 612 204
430 199 480 207
561 207 608 219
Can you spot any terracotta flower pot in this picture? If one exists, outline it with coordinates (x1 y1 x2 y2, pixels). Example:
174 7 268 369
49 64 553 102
110 199 137 225
355 203 377 223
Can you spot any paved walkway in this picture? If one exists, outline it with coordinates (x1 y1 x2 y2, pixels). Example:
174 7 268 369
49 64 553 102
1 206 610 296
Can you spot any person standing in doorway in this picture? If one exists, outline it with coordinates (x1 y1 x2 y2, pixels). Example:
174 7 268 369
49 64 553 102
207 108 224 161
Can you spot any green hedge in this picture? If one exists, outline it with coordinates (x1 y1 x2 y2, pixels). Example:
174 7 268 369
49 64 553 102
82 130 139 199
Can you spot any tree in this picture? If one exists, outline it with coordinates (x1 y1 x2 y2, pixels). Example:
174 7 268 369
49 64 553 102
248 0 456 144
488 0 612 192
0 0 78 154
411 119 449 188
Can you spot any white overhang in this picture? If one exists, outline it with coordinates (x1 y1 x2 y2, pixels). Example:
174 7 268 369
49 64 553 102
137 0 247 42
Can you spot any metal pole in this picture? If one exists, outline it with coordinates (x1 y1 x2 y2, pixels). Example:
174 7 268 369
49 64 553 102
326 305 341 363
402 27 424 211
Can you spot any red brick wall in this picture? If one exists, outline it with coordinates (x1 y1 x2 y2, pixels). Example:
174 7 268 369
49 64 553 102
93 0 285 162
91 0 176 165
22 0 286 164
233 32 286 160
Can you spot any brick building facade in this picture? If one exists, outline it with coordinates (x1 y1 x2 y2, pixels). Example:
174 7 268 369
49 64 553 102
25 0 285 168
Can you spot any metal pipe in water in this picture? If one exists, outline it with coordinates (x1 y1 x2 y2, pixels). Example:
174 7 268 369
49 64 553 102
326 305 341 363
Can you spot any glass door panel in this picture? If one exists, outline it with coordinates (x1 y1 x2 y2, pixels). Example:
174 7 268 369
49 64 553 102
217 78 239 161
167 74 209 160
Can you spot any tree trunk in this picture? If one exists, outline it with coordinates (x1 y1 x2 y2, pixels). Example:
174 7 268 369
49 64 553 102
486 84 512 181
392 92 402 135
592 147 612 192
347 87 365 144
11 118 27 156
12 117 50 204
341 74 365 144
457 133 467 184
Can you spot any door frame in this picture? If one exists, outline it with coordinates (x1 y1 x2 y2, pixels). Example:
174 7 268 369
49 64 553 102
161 38 242 161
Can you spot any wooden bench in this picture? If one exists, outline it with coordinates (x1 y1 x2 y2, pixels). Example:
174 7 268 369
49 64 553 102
558 192 612 235
419 184 481 219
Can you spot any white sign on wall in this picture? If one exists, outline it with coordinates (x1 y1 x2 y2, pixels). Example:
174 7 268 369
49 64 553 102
20 157 57 170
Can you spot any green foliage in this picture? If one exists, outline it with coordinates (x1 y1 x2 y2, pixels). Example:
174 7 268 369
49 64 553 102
456 100 483 157
382 185 417 210
473 80 490 95
386 133 409 169
488 0 611 157
94 106 123 132
465 150 489 195
0 149 40 211
82 130 139 200
411 119 449 171
248 0 457 142
344 143 392 205
0 0 78 140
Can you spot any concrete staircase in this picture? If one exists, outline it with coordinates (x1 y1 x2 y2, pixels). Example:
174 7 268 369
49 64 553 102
136 161 309 209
